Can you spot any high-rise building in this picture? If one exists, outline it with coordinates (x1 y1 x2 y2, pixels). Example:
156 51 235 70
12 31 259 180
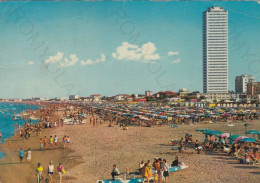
235 74 255 93
145 90 153 97
247 82 260 97
203 7 228 93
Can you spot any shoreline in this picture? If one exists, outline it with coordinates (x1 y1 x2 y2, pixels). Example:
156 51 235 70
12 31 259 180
0 102 42 146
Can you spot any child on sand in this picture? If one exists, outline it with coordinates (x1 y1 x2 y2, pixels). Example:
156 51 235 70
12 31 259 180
154 170 158 183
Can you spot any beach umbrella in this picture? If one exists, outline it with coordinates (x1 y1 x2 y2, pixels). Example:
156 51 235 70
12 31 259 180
196 129 209 132
234 136 248 141
245 130 260 134
207 131 224 135
218 133 230 138
240 138 256 143
228 135 241 140
158 116 167 119
203 130 213 134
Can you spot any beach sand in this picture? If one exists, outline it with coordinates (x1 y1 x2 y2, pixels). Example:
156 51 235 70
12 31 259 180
0 115 260 183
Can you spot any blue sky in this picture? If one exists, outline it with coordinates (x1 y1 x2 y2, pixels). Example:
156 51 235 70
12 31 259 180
0 1 260 98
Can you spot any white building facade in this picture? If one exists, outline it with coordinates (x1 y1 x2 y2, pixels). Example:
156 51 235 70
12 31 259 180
203 7 228 93
235 74 255 94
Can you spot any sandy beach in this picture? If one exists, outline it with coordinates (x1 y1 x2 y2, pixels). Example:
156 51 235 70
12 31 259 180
0 107 259 183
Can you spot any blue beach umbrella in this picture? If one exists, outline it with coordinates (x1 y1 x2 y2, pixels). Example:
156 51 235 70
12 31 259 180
245 130 260 134
240 138 256 143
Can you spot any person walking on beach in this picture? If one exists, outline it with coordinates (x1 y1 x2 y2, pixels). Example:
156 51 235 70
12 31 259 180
179 138 184 153
36 163 43 183
67 136 71 148
39 138 43 150
162 159 169 183
44 136 48 149
49 136 54 149
63 135 67 148
54 135 58 147
19 148 24 164
48 161 54 183
57 163 64 183
26 148 32 162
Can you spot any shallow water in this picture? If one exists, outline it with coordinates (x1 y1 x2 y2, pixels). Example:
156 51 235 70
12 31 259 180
0 102 40 158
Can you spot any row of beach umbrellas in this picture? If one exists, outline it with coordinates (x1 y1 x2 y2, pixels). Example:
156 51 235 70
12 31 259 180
196 129 260 142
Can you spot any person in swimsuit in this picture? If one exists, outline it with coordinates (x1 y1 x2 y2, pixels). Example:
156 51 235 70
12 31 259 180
57 163 64 183
63 135 67 148
39 138 43 150
54 135 58 147
49 136 54 149
67 136 70 148
48 161 54 183
44 136 48 148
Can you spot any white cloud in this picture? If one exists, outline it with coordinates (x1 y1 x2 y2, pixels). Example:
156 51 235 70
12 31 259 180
168 51 179 56
112 42 160 63
81 54 106 66
45 52 64 64
44 52 78 67
171 58 181 64
28 61 34 65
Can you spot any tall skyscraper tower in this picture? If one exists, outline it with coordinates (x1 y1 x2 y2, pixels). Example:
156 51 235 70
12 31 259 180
203 7 228 93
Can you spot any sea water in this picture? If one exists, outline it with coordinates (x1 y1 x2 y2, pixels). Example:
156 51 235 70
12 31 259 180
0 102 40 159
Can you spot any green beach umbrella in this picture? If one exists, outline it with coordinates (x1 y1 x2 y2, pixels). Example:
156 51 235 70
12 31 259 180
207 131 224 135
203 130 213 134
245 130 260 134
196 129 209 132
228 135 242 140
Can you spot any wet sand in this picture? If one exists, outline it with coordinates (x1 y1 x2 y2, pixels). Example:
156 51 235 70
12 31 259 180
0 114 260 183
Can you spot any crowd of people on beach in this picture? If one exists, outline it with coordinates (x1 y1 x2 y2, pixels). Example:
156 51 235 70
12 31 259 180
110 157 183 183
